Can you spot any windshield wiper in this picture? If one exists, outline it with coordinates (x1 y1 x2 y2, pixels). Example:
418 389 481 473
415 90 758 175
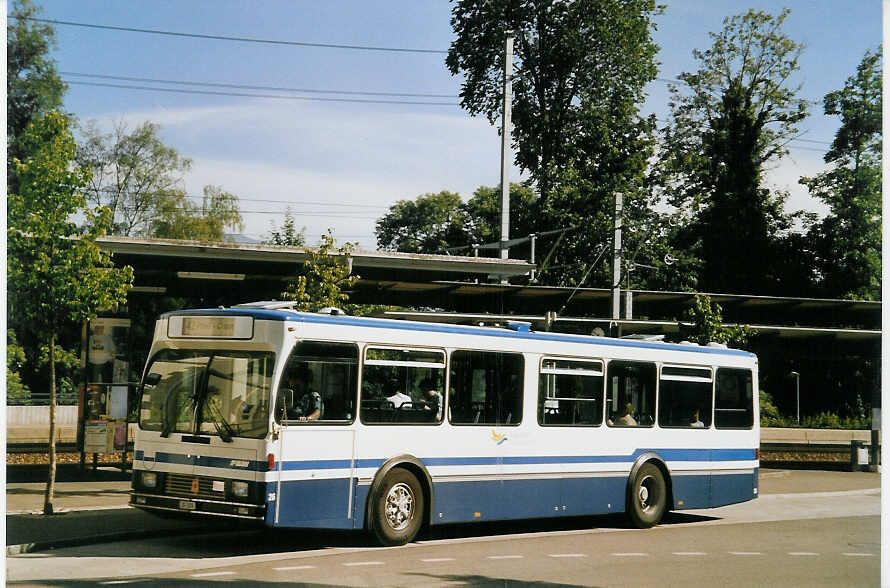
202 395 236 443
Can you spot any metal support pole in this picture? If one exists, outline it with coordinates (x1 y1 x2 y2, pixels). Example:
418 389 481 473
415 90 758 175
790 371 800 424
499 30 514 261
529 233 536 282
611 192 623 322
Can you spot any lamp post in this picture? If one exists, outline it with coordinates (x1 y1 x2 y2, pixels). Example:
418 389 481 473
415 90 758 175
789 371 800 424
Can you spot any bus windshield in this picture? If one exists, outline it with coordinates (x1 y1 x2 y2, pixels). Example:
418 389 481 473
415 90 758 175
139 349 275 440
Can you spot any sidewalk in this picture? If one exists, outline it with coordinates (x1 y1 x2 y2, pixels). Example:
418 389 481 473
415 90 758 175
5 466 881 555
6 464 239 554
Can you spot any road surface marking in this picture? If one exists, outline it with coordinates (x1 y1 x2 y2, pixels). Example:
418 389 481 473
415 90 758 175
729 552 762 556
421 558 456 562
548 553 587 558
343 561 384 567
487 555 524 559
673 552 707 556
273 565 317 571
611 552 648 557
191 571 236 578
99 582 150 585
788 552 819 556
843 553 875 557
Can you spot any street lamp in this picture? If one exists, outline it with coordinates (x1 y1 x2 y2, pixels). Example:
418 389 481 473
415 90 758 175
789 371 800 424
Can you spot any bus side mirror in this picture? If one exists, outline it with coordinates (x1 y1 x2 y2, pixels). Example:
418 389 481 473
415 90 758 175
145 373 162 387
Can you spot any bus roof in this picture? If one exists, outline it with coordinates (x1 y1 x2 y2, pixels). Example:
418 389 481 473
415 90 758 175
162 307 756 359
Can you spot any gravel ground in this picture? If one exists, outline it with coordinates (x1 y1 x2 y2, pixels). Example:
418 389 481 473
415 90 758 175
7 452 132 465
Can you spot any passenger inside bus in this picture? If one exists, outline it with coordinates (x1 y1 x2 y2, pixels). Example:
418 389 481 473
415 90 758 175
690 409 705 428
609 402 637 426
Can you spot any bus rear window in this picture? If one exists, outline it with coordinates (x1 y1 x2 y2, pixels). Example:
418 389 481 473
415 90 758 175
714 368 754 429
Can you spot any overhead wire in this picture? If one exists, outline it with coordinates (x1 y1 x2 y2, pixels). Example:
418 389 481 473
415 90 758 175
19 16 448 54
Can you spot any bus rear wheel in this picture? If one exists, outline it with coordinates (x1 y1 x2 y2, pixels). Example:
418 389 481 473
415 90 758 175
371 468 424 546
627 462 667 528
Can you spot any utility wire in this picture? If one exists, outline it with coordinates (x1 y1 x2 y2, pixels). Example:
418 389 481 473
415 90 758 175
20 16 448 54
62 71 457 99
65 80 458 106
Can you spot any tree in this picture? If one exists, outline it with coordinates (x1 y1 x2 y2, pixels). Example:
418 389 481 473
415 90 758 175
447 0 660 204
151 185 244 241
7 0 67 182
801 49 882 300
463 183 537 259
376 191 470 253
76 120 193 236
265 208 307 247
447 1 661 287
659 9 809 295
677 295 752 348
281 231 359 312
8 111 134 514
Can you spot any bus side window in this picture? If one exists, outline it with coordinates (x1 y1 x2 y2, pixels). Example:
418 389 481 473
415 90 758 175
714 368 754 429
449 350 523 426
606 361 656 427
360 347 445 425
279 341 359 424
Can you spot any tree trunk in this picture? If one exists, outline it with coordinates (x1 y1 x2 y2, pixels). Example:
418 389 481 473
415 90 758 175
43 334 57 515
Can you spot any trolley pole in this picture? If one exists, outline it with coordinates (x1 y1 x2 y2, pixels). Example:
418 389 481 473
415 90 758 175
499 30 514 261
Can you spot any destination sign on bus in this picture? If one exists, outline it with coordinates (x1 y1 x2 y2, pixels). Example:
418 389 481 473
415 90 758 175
167 315 254 339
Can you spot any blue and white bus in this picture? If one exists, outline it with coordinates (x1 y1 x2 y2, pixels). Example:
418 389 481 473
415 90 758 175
130 302 759 545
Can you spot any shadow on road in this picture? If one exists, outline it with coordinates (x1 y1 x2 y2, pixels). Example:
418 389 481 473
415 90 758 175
33 510 723 560
5 577 597 588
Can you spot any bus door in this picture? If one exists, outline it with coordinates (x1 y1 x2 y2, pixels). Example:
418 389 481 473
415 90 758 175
275 428 356 525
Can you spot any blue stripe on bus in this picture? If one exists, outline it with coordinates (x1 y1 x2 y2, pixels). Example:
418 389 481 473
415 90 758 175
163 308 755 358
135 447 756 473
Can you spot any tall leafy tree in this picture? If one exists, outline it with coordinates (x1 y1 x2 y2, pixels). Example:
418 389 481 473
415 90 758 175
376 191 470 253
659 9 809 295
151 185 244 242
801 49 882 300
447 0 660 286
7 0 66 178
8 112 133 514
76 120 193 236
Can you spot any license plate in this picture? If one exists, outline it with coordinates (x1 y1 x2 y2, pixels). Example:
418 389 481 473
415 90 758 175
179 500 196 510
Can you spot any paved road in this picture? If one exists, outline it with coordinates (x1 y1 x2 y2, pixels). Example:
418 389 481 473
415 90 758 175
6 469 880 587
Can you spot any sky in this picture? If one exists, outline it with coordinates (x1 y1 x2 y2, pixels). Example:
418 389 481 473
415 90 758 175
23 0 884 250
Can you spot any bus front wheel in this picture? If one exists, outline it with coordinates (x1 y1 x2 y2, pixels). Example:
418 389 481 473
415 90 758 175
627 462 667 528
371 468 424 546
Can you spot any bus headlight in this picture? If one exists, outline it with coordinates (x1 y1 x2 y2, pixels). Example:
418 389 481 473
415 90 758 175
140 472 158 489
231 480 249 497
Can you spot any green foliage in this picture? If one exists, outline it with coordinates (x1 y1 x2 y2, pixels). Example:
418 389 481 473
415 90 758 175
801 48 882 300
376 191 469 253
759 390 780 424
37 344 79 405
8 111 133 400
447 1 661 286
76 120 193 236
281 231 359 311
265 208 307 246
7 0 67 175
7 330 32 405
447 0 660 201
151 185 244 241
678 294 752 348
659 9 809 295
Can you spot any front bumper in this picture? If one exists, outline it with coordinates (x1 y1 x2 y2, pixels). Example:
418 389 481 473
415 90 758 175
130 492 265 520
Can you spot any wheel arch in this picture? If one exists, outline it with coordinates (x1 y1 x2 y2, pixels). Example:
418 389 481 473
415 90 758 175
626 451 674 511
364 454 434 530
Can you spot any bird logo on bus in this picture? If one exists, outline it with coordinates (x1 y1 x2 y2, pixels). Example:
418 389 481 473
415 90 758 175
491 430 507 445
